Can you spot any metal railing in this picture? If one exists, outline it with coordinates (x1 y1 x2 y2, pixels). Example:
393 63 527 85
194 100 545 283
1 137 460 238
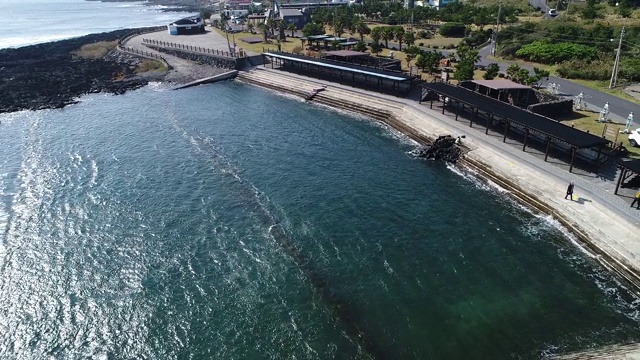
142 38 236 58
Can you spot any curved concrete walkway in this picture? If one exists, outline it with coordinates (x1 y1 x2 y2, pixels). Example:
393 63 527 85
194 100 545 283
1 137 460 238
122 29 234 83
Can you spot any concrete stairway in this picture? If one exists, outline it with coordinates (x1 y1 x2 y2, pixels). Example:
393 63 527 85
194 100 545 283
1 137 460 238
237 70 322 100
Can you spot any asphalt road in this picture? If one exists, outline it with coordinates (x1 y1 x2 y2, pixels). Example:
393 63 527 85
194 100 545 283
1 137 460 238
477 45 639 125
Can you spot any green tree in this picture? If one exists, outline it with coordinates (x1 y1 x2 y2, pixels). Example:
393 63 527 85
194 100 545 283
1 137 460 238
287 23 297 37
370 42 383 55
453 62 475 81
394 26 406 51
439 22 466 37
258 22 269 43
403 31 416 47
370 26 383 44
354 41 368 52
483 63 500 80
581 0 600 19
382 26 395 48
199 10 212 22
453 44 479 81
353 19 371 42
247 22 255 34
302 22 325 37
416 51 440 75
404 45 421 74
531 67 550 88
506 64 522 79
617 0 633 17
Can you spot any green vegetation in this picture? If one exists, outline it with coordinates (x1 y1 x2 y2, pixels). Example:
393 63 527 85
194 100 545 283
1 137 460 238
439 22 466 37
72 41 117 60
483 63 500 79
515 41 598 64
496 21 640 83
135 59 167 74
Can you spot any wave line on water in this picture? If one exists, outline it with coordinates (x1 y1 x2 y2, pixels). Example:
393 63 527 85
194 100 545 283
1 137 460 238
168 112 383 359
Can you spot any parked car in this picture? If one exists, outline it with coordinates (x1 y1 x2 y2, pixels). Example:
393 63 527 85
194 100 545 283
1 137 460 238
629 128 640 147
548 8 558 17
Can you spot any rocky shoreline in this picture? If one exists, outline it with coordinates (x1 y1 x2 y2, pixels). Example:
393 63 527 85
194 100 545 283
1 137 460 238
0 28 169 114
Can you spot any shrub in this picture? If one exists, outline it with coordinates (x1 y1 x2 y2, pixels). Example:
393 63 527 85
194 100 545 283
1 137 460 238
439 22 466 38
498 43 521 58
556 59 610 80
72 41 117 59
418 42 424 46
515 41 597 64
432 45 439 49
292 46 303 54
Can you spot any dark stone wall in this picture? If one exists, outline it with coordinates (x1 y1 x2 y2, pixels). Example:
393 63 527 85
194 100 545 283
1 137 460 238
527 99 574 118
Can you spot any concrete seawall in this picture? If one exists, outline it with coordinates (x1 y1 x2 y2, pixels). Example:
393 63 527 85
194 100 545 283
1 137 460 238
237 68 640 294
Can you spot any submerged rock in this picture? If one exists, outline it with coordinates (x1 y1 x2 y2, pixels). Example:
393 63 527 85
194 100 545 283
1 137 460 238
409 135 463 163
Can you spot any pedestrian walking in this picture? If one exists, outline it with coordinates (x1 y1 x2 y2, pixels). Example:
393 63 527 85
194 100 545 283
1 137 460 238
631 191 640 209
565 182 574 200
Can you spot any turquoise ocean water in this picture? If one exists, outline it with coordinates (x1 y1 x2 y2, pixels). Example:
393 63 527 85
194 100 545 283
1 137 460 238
0 82 639 358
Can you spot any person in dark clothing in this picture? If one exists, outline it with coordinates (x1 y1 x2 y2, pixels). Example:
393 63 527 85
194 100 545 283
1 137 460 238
565 182 574 200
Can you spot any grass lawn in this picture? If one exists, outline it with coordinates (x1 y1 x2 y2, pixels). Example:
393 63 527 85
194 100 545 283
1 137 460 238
558 110 640 158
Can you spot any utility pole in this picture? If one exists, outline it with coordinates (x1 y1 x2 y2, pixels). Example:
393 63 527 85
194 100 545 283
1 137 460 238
609 26 625 89
491 3 502 56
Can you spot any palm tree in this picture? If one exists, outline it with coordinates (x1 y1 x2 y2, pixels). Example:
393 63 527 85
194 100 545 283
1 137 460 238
381 27 394 48
370 42 383 56
354 19 371 43
257 22 269 43
247 22 255 34
394 26 405 51
370 26 382 45
287 23 297 37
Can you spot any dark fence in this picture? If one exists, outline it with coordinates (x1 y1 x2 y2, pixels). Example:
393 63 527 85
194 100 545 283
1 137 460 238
117 27 171 70
145 45 238 69
142 38 236 59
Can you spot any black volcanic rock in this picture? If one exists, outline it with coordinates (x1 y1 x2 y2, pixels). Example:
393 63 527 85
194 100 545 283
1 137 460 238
409 135 464 163
0 28 165 114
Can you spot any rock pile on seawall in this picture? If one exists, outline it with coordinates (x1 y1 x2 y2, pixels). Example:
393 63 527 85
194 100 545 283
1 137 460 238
409 135 463 163
0 28 164 114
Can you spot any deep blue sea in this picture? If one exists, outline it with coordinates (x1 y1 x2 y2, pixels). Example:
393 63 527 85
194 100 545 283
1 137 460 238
0 0 189 49
0 82 639 358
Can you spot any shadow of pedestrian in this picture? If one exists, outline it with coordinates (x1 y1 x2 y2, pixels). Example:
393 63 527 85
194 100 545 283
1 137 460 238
576 197 592 205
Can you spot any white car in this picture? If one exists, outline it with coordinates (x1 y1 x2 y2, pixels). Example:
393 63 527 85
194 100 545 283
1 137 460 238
548 8 558 17
629 128 640 147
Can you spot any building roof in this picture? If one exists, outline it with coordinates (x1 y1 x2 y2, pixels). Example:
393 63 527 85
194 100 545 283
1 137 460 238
421 82 610 149
617 159 640 174
322 50 370 57
470 79 531 90
323 37 348 42
263 51 412 81
280 8 304 16
306 35 330 40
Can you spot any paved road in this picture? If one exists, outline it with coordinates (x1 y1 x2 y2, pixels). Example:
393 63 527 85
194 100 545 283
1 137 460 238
477 44 640 125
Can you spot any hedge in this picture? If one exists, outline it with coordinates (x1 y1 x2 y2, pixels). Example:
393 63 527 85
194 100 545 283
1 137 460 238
515 41 598 64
